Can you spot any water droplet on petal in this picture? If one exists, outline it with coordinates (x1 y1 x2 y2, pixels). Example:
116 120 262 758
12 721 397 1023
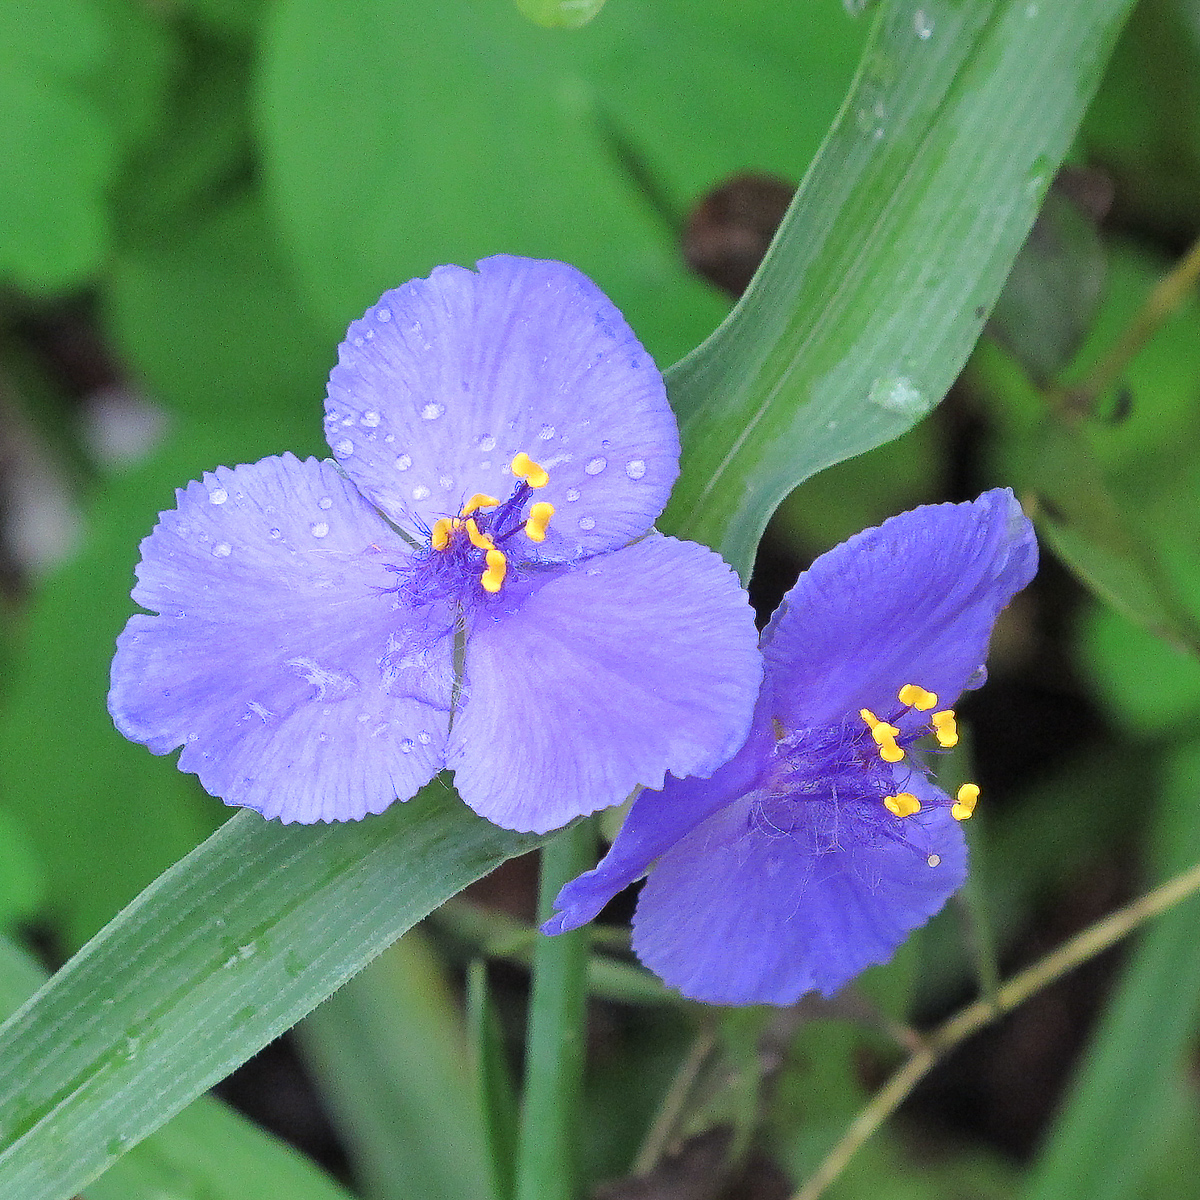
211 542 231 557
585 456 607 475
318 496 333 510
418 730 432 745
625 459 646 480
564 487 580 502
400 738 415 753
394 453 412 470
268 528 282 539
538 424 555 440
867 375 930 418
422 402 445 420
578 516 596 531
477 434 496 452
334 438 355 456
310 522 329 538
377 307 392 322
362 410 381 427
412 484 431 501
439 475 454 490
209 488 228 505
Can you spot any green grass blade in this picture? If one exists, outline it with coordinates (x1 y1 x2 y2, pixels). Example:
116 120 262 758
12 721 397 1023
0 784 543 1200
662 0 1136 577
468 960 520 1200
1022 741 1200 1200
297 934 495 1200
0 934 355 1200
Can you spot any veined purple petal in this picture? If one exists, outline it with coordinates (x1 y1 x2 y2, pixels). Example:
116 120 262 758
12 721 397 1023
325 256 679 559
632 795 967 1005
446 535 761 833
545 687 776 935
108 455 453 822
763 489 1037 729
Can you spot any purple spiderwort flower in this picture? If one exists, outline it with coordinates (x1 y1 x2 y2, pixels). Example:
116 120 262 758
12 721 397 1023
546 490 1038 1004
108 256 761 832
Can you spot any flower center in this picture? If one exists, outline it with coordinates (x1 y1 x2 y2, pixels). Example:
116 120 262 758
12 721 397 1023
858 683 979 821
418 451 556 599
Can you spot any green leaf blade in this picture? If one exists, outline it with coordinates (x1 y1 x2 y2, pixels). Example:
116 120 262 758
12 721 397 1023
0 788 543 1200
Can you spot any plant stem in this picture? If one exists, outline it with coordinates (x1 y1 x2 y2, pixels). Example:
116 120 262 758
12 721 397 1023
790 856 1200 1200
514 819 597 1200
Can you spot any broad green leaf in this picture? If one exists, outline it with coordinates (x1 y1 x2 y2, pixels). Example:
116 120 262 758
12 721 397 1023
258 0 865 362
0 785 544 1200
0 934 355 1200
515 0 607 29
661 0 1135 577
297 935 494 1200
1023 740 1200 1200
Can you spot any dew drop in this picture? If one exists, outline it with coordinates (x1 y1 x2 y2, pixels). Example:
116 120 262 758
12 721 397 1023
564 487 580 502
334 438 355 457
578 516 597 531
400 738 415 754
211 542 232 557
318 496 333 510
625 458 646 480
268 528 282 540
927 853 942 868
361 410 381 427
585 456 607 475
394 453 412 471
439 474 454 490
352 336 364 348
538 423 556 440
208 488 228 505
913 7 933 37
418 730 432 745
867 375 930 418
412 484 431 501
422 402 445 420
477 434 497 452
377 306 392 322
310 522 329 538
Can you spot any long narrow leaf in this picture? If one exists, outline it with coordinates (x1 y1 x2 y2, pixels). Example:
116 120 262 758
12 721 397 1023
0 783 542 1200
663 0 1136 577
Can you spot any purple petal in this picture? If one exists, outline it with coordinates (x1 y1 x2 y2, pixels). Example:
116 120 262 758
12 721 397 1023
763 489 1037 729
446 534 761 833
632 796 967 1005
108 454 453 822
544 687 775 934
324 256 679 559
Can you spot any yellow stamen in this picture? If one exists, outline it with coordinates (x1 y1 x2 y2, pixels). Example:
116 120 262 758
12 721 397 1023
884 792 921 818
511 452 549 489
932 709 958 748
898 683 938 711
464 518 495 551
462 492 500 516
524 501 555 543
480 548 507 593
878 737 905 763
952 783 979 821
430 517 457 551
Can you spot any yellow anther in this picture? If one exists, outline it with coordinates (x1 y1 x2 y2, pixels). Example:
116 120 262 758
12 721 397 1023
511 452 549 489
884 792 921 818
870 721 900 746
952 783 979 821
462 492 500 516
430 517 457 551
524 501 555 543
932 709 958 748
464 518 495 551
860 707 881 728
878 737 905 763
480 548 507 593
898 683 938 711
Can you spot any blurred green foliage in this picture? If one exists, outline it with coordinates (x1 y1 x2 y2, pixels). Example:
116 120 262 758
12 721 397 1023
3 0 1200 1198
